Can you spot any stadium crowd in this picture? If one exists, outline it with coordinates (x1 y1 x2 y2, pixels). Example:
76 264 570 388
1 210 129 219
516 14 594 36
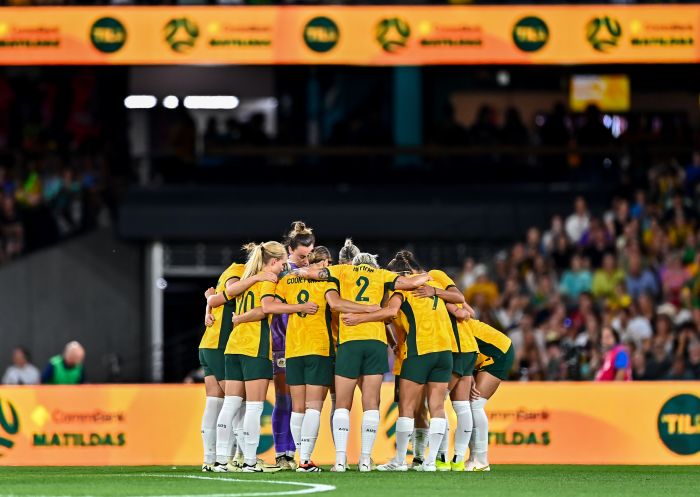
456 162 700 381
0 70 119 266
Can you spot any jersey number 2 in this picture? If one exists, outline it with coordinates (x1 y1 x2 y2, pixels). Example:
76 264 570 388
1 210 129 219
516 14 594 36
355 276 370 302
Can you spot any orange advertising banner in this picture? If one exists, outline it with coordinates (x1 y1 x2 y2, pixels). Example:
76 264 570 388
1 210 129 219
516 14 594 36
0 6 698 66
0 383 698 466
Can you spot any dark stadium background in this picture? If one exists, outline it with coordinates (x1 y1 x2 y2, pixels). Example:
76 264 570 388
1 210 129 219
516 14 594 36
1 2 700 391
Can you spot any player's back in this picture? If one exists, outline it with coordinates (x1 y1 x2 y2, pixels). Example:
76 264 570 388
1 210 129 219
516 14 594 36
396 282 453 357
275 273 335 358
330 263 398 344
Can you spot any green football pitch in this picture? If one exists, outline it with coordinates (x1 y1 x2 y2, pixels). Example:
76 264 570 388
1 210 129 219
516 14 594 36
1 465 699 497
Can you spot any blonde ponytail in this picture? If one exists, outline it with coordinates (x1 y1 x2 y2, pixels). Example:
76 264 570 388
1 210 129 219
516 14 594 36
353 252 379 268
338 237 360 264
242 241 286 279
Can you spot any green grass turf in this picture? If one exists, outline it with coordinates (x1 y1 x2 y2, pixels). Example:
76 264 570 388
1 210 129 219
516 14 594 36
0 465 699 497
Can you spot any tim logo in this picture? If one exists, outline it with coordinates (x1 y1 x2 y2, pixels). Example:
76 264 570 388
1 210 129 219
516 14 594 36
0 398 20 451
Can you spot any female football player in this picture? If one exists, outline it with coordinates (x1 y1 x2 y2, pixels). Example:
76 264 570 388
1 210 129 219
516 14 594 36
268 245 379 471
297 253 430 472
343 252 453 472
462 319 514 472
270 221 316 469
211 241 318 472
199 262 276 471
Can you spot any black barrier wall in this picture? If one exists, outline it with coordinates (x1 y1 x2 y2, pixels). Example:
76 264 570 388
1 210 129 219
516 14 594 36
0 230 144 383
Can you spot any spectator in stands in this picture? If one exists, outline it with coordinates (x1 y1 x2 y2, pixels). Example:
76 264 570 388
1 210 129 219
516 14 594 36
41 341 85 385
595 327 631 381
457 257 477 290
581 218 612 268
2 346 40 385
625 252 659 300
660 252 691 305
559 254 592 302
565 196 590 244
592 252 625 301
549 234 572 273
464 264 499 312
541 215 564 254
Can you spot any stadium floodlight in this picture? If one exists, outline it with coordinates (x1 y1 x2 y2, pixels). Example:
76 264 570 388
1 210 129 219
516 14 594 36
162 95 179 109
124 95 157 109
183 95 239 110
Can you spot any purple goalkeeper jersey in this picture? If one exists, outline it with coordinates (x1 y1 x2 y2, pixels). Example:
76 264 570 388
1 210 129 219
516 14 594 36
271 261 297 353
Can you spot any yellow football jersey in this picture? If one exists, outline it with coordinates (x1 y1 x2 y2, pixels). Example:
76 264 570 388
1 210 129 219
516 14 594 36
393 281 453 357
429 269 479 354
467 320 512 363
329 264 399 344
199 263 245 350
274 274 337 358
225 280 276 359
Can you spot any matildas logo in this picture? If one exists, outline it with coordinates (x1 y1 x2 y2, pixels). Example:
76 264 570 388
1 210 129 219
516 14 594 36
164 17 199 53
658 394 700 455
586 16 622 52
0 398 20 452
90 17 127 53
376 18 410 53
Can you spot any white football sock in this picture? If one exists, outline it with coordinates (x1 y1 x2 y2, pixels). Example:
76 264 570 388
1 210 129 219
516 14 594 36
300 408 321 463
360 410 380 464
426 417 447 465
333 408 350 466
452 401 472 463
243 401 264 466
395 417 414 465
413 428 428 461
202 397 223 465
471 397 489 466
215 395 242 464
290 411 304 456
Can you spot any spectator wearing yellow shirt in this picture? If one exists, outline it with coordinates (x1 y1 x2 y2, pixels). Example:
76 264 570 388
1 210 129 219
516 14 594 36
464 265 499 310
592 253 625 300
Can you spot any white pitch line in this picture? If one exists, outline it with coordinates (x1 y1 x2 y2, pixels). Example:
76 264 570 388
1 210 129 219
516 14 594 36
0 473 336 497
